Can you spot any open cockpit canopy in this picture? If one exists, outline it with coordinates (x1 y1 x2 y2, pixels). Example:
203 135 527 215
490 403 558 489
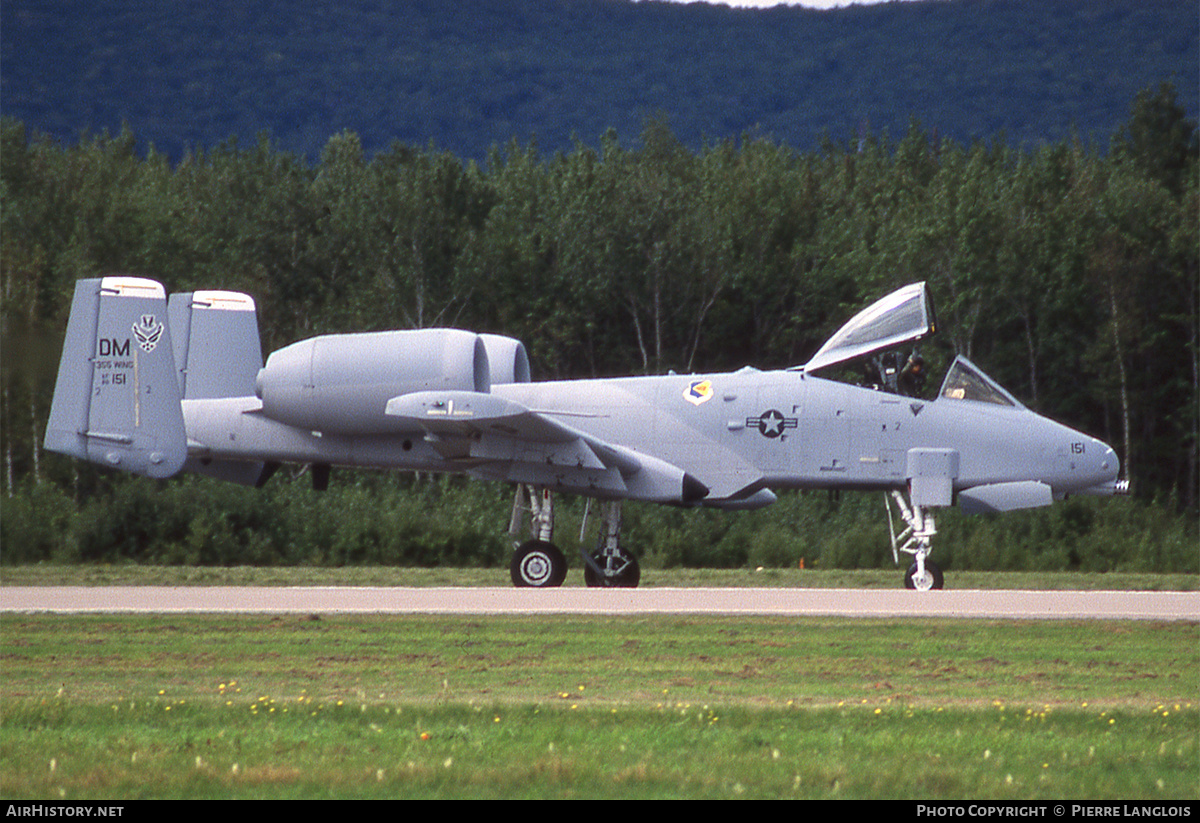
799 282 936 374
800 282 1026 407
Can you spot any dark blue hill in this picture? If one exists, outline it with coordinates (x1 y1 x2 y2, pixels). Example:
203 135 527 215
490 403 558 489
3 0 1196 159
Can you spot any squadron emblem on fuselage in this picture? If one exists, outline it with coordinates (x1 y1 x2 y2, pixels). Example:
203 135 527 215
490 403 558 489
684 379 714 406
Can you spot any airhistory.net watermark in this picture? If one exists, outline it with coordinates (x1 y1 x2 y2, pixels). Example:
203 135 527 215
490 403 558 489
5 807 124 818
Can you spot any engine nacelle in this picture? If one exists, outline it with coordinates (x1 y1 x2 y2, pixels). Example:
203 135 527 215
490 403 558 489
256 329 489 434
480 334 531 384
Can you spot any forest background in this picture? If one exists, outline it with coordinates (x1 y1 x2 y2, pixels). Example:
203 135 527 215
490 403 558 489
1 0 1196 573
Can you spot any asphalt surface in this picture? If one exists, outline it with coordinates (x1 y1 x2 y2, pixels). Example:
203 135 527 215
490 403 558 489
1 586 1196 620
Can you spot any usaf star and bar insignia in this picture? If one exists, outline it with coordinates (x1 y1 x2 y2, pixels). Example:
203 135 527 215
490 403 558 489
683 380 796 439
747 409 797 438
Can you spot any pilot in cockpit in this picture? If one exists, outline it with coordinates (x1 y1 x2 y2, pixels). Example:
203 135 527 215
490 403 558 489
862 350 925 397
898 353 925 397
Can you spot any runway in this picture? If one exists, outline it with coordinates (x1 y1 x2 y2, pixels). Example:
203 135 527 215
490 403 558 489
1 586 1196 620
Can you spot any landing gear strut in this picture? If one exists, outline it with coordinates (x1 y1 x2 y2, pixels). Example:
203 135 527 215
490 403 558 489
886 490 944 591
508 485 641 588
581 500 640 588
509 485 567 587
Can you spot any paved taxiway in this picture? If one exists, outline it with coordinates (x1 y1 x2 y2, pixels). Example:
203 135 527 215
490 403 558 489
1 587 1195 620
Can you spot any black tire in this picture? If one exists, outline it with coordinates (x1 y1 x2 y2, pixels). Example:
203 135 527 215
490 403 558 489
583 550 641 588
510 540 567 587
904 560 944 591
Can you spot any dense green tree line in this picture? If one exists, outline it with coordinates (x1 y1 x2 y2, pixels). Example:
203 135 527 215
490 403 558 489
1 84 1196 569
3 472 1194 573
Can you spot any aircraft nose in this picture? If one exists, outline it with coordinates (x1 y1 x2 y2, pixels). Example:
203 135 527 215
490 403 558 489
1047 418 1122 494
1077 437 1119 485
1096 440 1119 482
1072 437 1127 497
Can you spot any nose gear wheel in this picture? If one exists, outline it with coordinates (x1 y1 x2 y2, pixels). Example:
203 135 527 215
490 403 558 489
904 560 943 591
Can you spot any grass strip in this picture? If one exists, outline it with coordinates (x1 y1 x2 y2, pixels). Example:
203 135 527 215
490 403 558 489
1 613 1195 799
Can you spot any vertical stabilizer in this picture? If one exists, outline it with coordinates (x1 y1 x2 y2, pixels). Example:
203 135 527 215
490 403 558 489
44 276 186 478
167 289 269 486
167 290 263 399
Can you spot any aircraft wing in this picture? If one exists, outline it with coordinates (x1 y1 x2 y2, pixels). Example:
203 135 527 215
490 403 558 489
800 281 936 373
384 391 708 504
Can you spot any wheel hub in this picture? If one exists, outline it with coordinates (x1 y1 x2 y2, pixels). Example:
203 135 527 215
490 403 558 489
521 553 551 583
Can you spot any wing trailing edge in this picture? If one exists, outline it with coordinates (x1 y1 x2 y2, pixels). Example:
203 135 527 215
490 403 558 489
385 390 708 504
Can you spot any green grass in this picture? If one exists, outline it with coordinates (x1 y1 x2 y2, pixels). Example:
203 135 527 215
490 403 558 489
1 613 1196 799
3 700 1194 799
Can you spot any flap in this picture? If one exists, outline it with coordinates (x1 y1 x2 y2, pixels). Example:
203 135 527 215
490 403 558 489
385 390 643 475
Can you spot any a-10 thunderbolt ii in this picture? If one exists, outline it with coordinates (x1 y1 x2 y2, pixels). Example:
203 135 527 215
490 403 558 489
45 277 1127 590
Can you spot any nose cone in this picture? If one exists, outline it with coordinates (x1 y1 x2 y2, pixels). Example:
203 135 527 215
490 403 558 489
1094 443 1128 496
1073 436 1128 497
1096 440 1120 483
1033 411 1123 495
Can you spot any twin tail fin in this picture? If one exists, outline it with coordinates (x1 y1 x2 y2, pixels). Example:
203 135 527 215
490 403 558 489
44 276 264 481
44 277 187 478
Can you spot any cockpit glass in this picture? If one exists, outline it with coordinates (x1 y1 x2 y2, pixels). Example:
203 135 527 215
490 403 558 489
938 356 1023 408
801 282 935 374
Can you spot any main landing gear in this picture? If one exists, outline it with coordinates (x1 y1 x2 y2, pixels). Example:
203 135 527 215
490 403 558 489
510 540 568 587
580 500 641 588
508 485 640 588
885 490 944 591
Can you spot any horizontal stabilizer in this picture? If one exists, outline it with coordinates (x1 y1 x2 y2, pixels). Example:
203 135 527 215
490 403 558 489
181 456 270 486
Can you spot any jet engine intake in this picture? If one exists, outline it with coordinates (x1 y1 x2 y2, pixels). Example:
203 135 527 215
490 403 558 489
256 329 489 434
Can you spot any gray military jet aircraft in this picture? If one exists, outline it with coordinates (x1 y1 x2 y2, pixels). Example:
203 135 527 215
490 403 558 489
45 277 1127 590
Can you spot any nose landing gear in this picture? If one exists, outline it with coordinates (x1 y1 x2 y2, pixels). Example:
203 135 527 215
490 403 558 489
887 490 944 591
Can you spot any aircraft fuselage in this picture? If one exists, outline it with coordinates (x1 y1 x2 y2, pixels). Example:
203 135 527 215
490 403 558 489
182 366 1119 507
496 369 1119 502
